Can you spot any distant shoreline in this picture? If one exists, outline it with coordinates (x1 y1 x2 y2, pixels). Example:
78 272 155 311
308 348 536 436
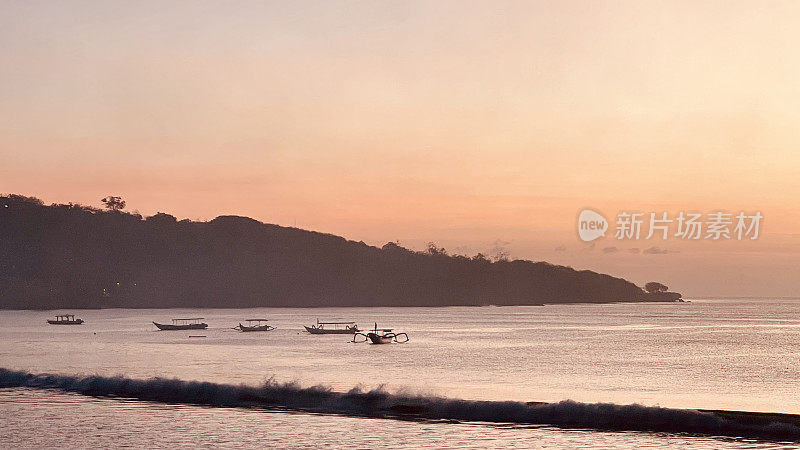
6 300 695 312
687 296 800 300
1 194 680 309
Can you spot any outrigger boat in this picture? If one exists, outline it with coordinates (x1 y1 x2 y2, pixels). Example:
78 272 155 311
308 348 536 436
304 319 359 334
352 323 409 344
235 319 275 332
153 318 208 330
47 314 84 325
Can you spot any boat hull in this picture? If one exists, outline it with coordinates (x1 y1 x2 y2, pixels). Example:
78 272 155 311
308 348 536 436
47 319 84 325
367 332 394 344
304 326 358 334
237 323 274 332
153 321 208 331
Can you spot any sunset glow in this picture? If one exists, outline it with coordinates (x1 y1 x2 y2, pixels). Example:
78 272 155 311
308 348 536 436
2 1 798 296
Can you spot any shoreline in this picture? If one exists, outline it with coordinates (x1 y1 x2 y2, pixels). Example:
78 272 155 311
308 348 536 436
2 300 689 312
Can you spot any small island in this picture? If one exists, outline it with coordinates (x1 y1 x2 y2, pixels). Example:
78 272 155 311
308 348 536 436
0 194 681 309
642 281 684 302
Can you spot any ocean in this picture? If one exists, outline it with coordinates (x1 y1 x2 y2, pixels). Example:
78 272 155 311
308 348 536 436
2 299 799 448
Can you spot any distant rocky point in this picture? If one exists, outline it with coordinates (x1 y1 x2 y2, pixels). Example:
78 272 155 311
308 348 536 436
644 291 684 302
642 281 684 302
0 194 681 309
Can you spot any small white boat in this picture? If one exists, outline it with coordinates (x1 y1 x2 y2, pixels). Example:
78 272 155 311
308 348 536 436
352 323 408 344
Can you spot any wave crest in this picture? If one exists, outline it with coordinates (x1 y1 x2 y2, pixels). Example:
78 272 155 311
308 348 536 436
1 368 798 441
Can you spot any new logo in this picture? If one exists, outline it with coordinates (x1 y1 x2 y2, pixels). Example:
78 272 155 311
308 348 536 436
578 209 608 242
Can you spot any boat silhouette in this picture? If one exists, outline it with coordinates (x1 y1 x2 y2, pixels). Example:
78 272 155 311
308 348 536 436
304 319 359 334
47 314 84 325
153 318 208 330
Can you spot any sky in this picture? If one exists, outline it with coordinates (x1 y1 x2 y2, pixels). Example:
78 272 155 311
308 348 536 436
1 1 799 297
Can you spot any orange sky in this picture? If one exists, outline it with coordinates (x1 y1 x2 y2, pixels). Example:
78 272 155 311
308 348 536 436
1 1 799 296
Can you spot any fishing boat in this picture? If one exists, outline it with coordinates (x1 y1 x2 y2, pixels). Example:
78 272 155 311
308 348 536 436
47 314 84 325
152 318 208 330
235 319 275 332
304 319 359 334
352 323 409 344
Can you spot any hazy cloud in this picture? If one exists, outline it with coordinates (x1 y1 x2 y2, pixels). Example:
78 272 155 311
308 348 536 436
450 245 475 256
487 239 512 261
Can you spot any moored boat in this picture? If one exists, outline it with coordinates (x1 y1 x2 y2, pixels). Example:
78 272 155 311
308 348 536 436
153 318 208 330
304 319 359 334
47 314 84 325
235 319 275 332
352 323 409 344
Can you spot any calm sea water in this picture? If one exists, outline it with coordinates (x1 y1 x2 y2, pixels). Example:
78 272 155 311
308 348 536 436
2 299 799 448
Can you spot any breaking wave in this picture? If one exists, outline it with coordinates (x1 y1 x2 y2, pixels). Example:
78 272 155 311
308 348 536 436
1 368 799 441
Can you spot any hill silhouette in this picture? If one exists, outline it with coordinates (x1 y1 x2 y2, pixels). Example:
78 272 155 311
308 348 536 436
0 194 680 309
